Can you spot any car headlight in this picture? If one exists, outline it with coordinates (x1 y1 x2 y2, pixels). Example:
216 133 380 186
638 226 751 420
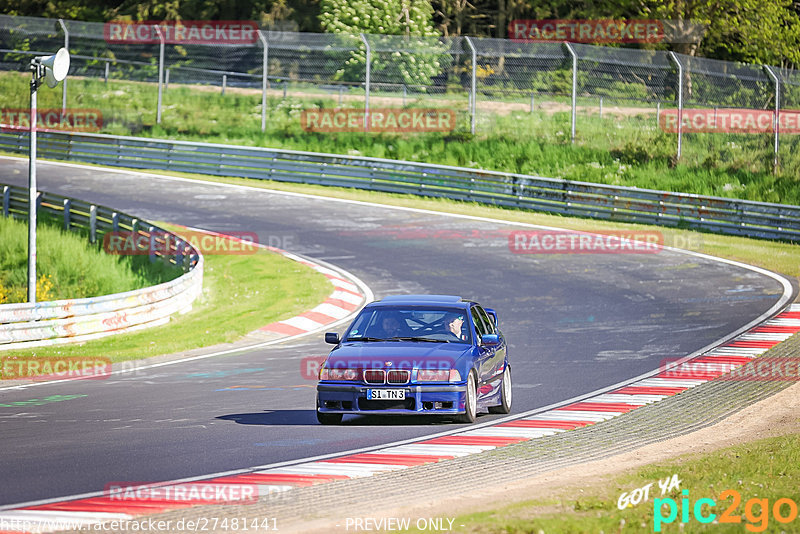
417 369 462 382
319 367 360 381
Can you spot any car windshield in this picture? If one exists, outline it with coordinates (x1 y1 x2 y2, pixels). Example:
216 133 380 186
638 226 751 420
344 306 471 344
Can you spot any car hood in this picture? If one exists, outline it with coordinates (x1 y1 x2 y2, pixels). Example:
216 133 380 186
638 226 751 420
326 342 472 370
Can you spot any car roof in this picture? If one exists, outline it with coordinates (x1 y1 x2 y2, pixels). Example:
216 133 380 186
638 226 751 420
372 295 469 307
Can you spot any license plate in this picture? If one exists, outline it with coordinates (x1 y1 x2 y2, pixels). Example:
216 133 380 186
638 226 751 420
367 389 405 400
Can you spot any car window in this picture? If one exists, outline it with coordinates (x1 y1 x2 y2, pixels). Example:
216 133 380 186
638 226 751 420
476 306 496 335
471 306 488 338
344 306 471 343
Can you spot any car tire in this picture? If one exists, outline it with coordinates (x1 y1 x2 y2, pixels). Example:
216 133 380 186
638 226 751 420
488 365 512 414
316 411 343 425
455 371 477 424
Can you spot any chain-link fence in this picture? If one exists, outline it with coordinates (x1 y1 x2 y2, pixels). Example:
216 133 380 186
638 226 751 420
0 14 796 177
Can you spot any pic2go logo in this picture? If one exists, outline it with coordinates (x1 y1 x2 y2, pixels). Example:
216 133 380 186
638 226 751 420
654 489 799 532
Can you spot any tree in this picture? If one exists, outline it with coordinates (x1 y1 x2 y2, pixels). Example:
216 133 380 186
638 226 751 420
319 0 445 87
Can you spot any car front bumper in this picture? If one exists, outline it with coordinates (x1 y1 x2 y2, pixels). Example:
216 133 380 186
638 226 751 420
316 383 467 415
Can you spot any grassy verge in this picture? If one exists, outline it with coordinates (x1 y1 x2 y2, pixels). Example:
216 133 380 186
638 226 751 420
0 213 180 303
431 433 800 533
1 72 798 204
10 227 333 363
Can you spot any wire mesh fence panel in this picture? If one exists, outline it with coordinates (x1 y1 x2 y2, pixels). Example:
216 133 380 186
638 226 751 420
673 53 777 178
2 14 800 181
466 37 571 140
775 67 800 182
364 34 468 131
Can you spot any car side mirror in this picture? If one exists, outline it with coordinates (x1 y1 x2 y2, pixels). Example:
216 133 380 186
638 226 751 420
325 332 340 344
481 334 499 346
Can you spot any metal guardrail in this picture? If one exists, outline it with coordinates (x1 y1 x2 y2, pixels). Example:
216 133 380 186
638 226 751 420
0 130 798 242
0 181 203 350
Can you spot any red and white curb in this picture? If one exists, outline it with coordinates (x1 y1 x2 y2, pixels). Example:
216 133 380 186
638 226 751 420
178 226 369 339
1 304 798 532
257 254 365 338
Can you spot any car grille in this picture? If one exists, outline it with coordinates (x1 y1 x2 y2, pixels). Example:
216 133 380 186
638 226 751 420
363 370 384 384
358 398 415 411
387 370 410 384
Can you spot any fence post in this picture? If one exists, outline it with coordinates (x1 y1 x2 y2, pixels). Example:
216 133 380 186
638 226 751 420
599 96 603 118
668 51 683 161
222 74 227 95
464 36 477 135
153 24 165 124
763 65 780 173
104 61 109 83
148 226 156 263
2 186 8 217
563 42 577 143
58 19 68 113
89 205 97 244
360 33 371 131
63 198 71 230
165 68 169 89
530 93 535 113
258 30 268 132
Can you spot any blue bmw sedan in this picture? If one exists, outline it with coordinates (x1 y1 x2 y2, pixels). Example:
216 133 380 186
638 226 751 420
316 295 511 424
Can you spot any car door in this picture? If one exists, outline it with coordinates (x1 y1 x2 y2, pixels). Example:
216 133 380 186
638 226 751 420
475 305 505 395
470 305 495 396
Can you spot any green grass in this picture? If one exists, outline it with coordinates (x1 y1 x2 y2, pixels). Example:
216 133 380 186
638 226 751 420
432 433 800 533
13 226 333 363
2 71 798 205
0 214 180 303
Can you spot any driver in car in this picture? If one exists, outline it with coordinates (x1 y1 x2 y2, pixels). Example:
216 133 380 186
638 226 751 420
372 313 405 339
446 313 466 341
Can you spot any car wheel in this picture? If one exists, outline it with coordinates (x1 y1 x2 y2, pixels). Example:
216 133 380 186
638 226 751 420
316 411 343 425
488 365 512 414
456 371 477 424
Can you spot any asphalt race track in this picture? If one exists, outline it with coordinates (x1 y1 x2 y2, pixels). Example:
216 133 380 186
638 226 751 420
0 157 793 506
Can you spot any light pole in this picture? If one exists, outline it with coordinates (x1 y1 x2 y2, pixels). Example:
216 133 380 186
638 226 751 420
28 48 69 304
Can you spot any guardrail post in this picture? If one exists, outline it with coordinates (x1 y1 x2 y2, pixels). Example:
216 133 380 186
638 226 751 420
668 51 683 161
599 96 603 118
530 93 535 113
258 30 268 132
63 198 71 230
763 65 780 174
564 42 577 143
464 36 477 135
58 19 68 113
402 84 407 106
89 205 97 244
2 186 8 217
222 74 227 96
165 68 169 90
111 212 119 232
148 226 156 263
104 61 109 84
360 33 371 131
153 24 165 124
